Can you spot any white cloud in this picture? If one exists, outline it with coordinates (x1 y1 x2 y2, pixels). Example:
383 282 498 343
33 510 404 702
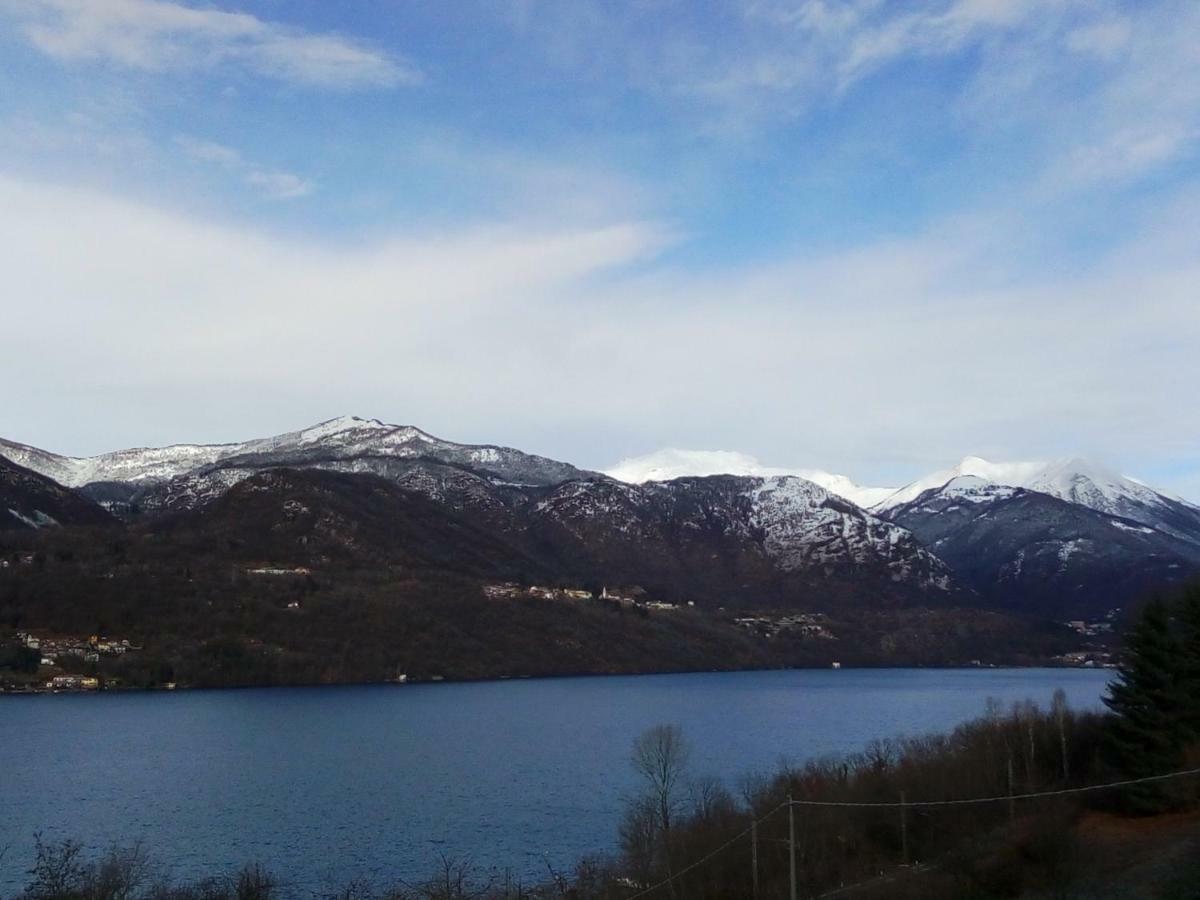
503 1 1199 192
174 135 239 166
836 0 1039 87
243 169 312 200
175 134 313 199
1065 18 1131 60
1063 127 1193 185
6 0 420 89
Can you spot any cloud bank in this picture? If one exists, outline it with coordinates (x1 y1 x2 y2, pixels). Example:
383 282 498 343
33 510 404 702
1 173 1196 499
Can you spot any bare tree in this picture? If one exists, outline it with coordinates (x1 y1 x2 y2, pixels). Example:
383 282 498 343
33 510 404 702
24 834 85 900
1052 688 1070 781
630 724 690 897
632 724 691 835
88 842 152 900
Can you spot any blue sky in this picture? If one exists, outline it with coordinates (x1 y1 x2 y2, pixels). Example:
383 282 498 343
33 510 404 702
1 0 1198 498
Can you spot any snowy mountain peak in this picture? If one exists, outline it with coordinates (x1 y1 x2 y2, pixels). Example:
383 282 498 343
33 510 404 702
0 417 588 492
876 454 1196 543
604 448 894 509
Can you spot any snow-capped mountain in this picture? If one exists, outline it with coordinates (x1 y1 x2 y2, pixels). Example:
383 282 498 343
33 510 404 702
880 474 1200 615
0 416 591 500
605 448 896 508
738 476 951 588
876 455 1200 544
521 473 956 604
3 419 1198 615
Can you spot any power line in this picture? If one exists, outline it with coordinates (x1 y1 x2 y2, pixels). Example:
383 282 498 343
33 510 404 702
624 802 789 899
785 766 1200 809
619 766 1200 897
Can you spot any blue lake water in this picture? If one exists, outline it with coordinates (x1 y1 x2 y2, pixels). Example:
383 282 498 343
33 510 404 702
0 668 1111 892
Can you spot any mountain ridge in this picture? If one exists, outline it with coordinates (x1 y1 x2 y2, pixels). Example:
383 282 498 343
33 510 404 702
3 418 1198 618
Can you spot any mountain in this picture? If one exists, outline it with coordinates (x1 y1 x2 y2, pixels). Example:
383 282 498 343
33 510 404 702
5 421 1198 619
876 455 1200 546
155 466 954 608
11 418 1196 687
153 468 543 578
0 421 952 606
881 475 1200 617
0 416 592 514
516 474 955 607
0 455 113 531
605 448 896 508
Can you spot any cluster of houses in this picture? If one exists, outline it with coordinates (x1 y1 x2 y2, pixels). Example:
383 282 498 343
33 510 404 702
1063 619 1115 637
733 614 836 640
483 583 595 602
47 674 101 691
246 565 313 576
1053 650 1115 668
15 631 139 668
481 583 692 612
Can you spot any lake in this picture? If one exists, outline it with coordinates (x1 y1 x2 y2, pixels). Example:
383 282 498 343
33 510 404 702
0 668 1111 892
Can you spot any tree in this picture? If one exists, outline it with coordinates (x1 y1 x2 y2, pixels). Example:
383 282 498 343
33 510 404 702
1051 688 1070 782
629 724 691 896
1176 584 1200 744
1175 584 1200 805
1103 599 1187 811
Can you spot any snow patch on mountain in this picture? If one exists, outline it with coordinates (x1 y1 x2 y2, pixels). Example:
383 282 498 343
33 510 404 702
1 416 589 492
745 477 953 589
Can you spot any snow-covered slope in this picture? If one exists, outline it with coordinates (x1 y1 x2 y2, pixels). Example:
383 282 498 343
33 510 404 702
875 457 1049 510
875 455 1200 543
527 473 957 601
0 456 113 531
741 477 952 588
882 475 1200 615
605 448 895 509
0 416 591 493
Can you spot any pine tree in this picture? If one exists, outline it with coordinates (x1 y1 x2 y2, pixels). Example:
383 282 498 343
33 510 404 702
1103 599 1186 812
1176 584 1200 743
1174 584 1200 807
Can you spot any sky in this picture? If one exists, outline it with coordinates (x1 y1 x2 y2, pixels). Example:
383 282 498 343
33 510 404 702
0 0 1198 499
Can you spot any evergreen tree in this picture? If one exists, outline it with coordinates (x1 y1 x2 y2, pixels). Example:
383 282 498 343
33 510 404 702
1176 584 1200 744
1103 599 1186 811
1174 584 1200 807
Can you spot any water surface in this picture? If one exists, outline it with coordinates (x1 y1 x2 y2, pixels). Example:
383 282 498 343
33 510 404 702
0 668 1110 891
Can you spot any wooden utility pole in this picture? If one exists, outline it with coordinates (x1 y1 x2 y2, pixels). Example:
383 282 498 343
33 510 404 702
788 795 797 900
1007 755 1016 824
751 818 759 899
900 790 909 865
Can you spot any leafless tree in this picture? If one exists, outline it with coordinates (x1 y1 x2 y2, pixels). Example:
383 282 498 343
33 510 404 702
1052 688 1070 781
630 724 690 898
88 842 153 900
24 834 85 900
631 724 691 837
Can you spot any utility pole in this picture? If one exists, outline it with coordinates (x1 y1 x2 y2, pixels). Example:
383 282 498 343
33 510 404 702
1007 755 1016 824
751 818 759 899
788 795 797 900
900 790 908 865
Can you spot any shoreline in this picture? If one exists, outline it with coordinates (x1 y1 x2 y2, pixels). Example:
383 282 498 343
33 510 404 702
0 659 1116 696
